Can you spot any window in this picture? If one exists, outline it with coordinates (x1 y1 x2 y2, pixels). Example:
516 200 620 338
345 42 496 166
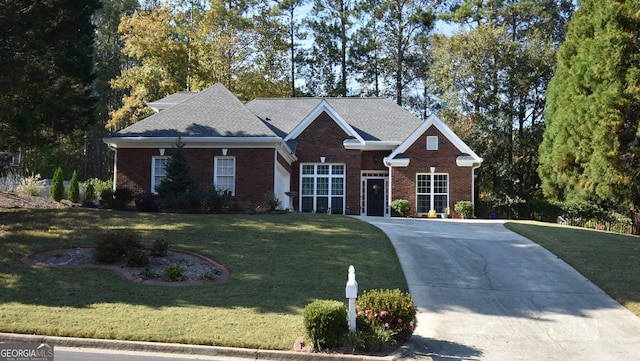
214 156 236 195
300 164 345 214
151 156 169 194
427 136 438 150
416 173 448 214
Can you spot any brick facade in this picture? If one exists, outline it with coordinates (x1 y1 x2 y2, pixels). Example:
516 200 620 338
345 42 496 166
115 147 276 209
390 126 474 218
113 114 476 217
290 112 362 215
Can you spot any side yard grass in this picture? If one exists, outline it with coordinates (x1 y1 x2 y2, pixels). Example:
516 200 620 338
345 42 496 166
0 209 407 350
505 221 640 317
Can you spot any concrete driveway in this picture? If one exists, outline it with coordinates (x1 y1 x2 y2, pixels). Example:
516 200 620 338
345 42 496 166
361 217 640 360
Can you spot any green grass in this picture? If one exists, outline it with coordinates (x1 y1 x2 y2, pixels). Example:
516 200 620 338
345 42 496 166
505 221 640 316
0 209 407 349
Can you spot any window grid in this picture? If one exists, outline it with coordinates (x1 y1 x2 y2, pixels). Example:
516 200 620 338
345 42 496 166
300 163 346 214
151 156 169 194
214 156 236 196
416 173 449 214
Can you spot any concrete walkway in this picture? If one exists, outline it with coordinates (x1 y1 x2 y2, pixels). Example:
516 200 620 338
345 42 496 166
361 217 640 360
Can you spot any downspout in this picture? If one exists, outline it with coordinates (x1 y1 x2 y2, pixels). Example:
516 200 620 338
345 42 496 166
383 157 392 218
107 144 117 191
472 163 481 218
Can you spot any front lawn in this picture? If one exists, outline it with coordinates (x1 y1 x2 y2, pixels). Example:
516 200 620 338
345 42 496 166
505 221 640 317
0 209 407 350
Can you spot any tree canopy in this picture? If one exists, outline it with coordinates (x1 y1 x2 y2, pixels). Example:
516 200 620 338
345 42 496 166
538 0 640 207
0 0 100 151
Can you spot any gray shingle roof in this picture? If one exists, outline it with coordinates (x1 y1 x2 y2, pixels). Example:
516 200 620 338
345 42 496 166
112 84 424 142
246 97 423 141
147 91 197 112
113 83 278 138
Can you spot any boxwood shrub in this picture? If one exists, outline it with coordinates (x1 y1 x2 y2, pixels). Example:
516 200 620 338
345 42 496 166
303 299 348 351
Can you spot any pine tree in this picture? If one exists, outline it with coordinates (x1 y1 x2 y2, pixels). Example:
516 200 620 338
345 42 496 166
51 167 65 202
155 140 200 209
538 0 640 206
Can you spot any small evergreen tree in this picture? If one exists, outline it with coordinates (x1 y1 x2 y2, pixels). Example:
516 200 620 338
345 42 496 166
51 167 64 202
68 170 80 203
155 140 200 209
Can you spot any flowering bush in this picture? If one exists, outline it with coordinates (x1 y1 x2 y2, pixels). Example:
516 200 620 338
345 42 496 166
356 289 416 343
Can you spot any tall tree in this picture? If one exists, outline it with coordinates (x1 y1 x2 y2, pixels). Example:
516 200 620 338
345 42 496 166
430 0 572 215
538 0 640 207
305 0 354 96
0 0 100 152
273 0 308 97
354 0 438 104
89 0 139 179
108 0 290 131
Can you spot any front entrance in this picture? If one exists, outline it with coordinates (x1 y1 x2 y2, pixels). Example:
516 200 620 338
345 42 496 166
366 179 385 216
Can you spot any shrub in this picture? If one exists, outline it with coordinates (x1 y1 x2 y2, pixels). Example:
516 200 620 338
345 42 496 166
303 300 348 351
164 264 185 282
391 199 411 217
201 186 231 213
135 192 160 212
94 230 142 264
113 187 133 210
68 170 80 203
99 188 114 208
150 239 171 257
454 200 474 219
124 249 149 267
264 191 282 211
51 167 64 202
356 289 416 343
83 182 97 206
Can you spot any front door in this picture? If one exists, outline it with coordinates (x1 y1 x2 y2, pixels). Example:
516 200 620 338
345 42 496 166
366 179 385 216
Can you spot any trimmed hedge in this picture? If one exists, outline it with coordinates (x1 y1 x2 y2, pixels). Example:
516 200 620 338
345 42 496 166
303 300 348 351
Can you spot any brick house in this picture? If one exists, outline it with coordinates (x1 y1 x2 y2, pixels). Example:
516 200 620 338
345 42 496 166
103 83 482 217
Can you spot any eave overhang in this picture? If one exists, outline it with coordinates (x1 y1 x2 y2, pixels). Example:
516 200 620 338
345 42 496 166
343 140 402 151
103 136 298 163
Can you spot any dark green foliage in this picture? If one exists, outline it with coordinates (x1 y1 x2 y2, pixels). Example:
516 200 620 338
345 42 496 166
84 182 97 205
303 300 348 351
113 188 133 210
155 141 200 210
529 198 564 223
0 0 100 151
356 289 416 343
264 191 281 211
99 188 114 208
539 0 640 206
163 265 185 282
68 170 80 203
150 239 170 257
94 230 142 264
135 193 159 212
124 248 149 267
200 186 231 213
51 167 64 202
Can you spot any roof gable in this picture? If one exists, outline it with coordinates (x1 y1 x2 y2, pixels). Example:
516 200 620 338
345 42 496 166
386 115 483 166
246 97 422 143
284 100 365 145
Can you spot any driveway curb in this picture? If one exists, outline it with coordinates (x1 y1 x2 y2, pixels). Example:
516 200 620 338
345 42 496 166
0 333 409 361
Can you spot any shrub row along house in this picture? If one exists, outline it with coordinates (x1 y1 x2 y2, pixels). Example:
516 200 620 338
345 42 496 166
103 83 482 217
